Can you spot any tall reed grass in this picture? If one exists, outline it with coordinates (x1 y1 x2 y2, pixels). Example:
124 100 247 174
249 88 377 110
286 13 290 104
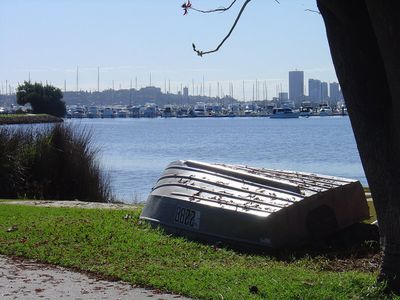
0 124 113 202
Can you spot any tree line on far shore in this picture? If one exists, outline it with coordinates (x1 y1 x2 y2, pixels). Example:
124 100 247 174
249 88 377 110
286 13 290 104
16 81 66 118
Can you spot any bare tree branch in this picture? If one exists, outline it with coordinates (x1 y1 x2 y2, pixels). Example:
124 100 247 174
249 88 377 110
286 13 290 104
190 0 280 57
190 0 238 14
305 9 321 15
192 0 252 57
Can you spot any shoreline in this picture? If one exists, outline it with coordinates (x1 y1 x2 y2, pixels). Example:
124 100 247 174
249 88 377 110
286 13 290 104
0 114 63 125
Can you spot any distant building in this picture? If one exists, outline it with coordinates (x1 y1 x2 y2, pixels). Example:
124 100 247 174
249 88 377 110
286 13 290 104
183 87 189 98
289 71 304 104
278 92 289 102
308 79 322 103
321 82 328 102
329 82 342 101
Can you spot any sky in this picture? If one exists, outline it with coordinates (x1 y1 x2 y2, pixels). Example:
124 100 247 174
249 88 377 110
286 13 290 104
0 0 337 100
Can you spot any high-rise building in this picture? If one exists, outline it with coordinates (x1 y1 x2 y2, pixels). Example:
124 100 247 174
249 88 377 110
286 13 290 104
183 87 189 98
329 82 341 101
289 71 304 104
308 79 322 103
321 82 328 101
278 92 289 102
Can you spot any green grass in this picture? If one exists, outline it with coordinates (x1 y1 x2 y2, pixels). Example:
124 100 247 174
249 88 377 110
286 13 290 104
0 199 21 202
0 113 62 125
0 204 395 299
0 114 48 118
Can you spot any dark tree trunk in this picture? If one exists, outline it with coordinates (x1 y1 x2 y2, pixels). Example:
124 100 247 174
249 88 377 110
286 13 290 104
317 0 400 293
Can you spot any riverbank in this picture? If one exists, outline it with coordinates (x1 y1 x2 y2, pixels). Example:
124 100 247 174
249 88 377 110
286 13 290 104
0 114 63 125
0 203 392 299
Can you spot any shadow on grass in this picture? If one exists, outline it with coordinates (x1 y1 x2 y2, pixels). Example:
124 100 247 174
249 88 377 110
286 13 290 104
161 222 381 273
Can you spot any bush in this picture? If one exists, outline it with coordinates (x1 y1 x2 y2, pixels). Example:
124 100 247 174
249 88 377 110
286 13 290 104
0 128 28 198
0 124 113 202
16 81 66 117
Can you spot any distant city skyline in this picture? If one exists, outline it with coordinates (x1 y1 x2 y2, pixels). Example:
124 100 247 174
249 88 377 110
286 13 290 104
1 0 337 101
0 68 342 103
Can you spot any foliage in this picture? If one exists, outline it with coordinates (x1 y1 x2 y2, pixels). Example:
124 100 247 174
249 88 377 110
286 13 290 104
16 81 66 117
0 124 113 202
0 114 62 125
0 205 397 300
0 128 28 198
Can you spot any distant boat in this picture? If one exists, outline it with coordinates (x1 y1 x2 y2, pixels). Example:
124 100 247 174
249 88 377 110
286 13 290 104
141 103 158 118
163 105 174 118
299 102 314 117
140 160 369 249
71 107 86 118
192 102 207 117
270 108 300 119
87 106 100 118
318 104 333 116
0 107 7 114
102 107 114 118
117 109 129 118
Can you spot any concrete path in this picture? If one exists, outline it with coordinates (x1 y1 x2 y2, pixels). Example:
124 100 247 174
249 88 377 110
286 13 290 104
0 255 191 300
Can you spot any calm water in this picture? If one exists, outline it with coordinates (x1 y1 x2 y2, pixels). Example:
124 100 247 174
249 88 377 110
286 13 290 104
65 117 366 202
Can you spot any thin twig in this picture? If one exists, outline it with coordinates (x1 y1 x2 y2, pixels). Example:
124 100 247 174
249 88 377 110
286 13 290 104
192 0 252 56
191 0 238 14
191 0 280 57
305 9 321 15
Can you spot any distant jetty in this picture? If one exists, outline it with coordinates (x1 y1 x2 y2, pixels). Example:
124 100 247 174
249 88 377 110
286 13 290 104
0 114 63 125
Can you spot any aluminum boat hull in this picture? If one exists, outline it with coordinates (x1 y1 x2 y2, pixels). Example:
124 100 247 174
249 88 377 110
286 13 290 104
140 160 369 248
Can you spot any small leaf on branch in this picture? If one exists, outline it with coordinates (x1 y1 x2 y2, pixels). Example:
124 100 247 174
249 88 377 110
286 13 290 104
182 0 192 15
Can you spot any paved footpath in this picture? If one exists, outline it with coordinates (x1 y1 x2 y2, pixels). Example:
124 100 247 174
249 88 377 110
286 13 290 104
0 255 191 300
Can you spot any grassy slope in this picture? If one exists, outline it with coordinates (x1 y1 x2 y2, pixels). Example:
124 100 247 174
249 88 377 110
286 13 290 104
0 114 47 117
0 204 394 299
0 114 62 125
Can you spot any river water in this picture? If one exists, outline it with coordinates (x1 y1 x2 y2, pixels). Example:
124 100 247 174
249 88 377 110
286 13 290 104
64 116 366 202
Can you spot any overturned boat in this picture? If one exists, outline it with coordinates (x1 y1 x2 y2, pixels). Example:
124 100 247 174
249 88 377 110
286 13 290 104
140 160 369 248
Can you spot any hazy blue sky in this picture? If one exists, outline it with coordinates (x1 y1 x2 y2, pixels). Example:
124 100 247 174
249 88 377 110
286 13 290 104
0 0 337 100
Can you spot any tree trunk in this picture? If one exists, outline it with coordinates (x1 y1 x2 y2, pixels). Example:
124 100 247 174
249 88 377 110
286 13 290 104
317 0 400 294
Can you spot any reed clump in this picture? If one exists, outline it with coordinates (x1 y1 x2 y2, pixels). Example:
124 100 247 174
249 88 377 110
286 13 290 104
0 124 113 202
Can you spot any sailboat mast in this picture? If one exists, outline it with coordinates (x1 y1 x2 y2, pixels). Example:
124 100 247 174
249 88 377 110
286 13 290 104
76 66 79 92
97 67 100 92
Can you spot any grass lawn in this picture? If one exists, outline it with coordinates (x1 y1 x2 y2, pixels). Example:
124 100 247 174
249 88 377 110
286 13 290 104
0 114 51 120
0 204 395 299
0 114 62 125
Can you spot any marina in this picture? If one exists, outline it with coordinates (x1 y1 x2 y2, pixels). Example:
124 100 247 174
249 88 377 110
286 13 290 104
63 101 348 119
